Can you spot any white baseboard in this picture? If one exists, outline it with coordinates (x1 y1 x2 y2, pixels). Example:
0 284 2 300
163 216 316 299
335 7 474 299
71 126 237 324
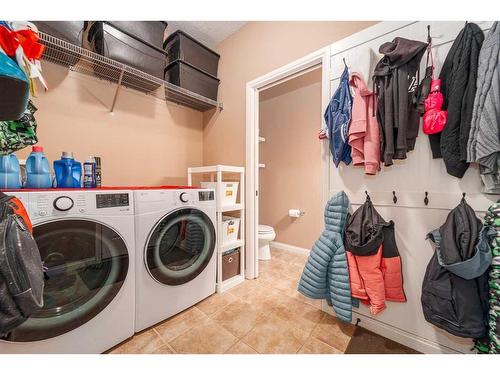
321 302 466 354
269 241 309 255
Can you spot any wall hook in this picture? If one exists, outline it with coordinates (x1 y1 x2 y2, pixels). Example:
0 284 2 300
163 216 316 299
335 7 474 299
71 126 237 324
343 57 348 69
424 192 429 206
461 192 466 202
365 190 371 201
392 191 397 204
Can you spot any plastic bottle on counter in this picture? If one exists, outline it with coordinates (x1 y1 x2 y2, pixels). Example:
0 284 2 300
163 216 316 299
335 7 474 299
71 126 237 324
94 156 102 188
0 154 21 189
83 156 96 188
25 146 52 188
53 152 82 188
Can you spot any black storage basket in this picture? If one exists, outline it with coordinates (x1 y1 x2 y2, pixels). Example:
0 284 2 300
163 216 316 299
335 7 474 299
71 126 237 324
86 22 167 93
164 60 220 109
106 22 167 50
164 30 220 77
33 21 85 66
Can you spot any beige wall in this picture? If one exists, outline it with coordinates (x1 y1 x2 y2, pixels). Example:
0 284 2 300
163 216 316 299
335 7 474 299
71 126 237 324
203 21 377 166
16 62 203 186
259 69 322 249
15 22 376 188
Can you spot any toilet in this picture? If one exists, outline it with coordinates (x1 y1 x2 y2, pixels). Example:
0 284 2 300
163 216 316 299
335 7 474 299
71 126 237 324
258 225 276 260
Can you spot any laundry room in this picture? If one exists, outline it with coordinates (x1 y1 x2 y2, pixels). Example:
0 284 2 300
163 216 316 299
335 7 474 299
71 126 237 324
1 0 499 373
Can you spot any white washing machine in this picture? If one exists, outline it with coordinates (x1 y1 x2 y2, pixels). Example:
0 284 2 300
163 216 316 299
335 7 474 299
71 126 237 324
0 190 135 353
134 188 216 332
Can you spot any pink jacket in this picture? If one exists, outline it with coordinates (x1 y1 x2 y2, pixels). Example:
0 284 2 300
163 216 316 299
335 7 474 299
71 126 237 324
348 72 380 175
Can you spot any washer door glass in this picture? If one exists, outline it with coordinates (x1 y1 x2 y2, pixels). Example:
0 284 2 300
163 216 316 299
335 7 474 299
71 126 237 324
5 219 129 342
145 208 216 285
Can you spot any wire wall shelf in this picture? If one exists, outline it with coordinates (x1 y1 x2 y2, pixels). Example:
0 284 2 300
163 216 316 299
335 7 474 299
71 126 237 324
39 32 223 112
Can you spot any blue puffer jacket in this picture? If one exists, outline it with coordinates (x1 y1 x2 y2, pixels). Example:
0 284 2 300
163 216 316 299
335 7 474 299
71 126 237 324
297 191 353 322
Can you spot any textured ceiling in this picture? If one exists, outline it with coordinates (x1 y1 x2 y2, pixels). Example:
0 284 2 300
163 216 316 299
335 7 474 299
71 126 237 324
166 21 247 49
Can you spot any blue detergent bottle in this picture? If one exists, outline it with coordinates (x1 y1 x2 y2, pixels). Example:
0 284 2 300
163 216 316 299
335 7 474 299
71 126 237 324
0 154 21 189
25 146 52 188
54 152 82 188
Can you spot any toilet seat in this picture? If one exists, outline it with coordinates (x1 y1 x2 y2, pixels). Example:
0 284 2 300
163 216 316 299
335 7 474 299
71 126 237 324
258 225 274 234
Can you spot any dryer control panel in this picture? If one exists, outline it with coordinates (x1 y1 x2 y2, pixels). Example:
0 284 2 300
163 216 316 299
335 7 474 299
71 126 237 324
96 193 130 208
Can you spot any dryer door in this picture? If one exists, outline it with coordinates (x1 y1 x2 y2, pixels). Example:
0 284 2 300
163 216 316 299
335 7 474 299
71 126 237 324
145 208 216 286
4 219 129 342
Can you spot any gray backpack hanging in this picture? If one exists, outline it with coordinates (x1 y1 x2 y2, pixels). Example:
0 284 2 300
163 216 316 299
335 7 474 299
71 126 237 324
0 193 43 336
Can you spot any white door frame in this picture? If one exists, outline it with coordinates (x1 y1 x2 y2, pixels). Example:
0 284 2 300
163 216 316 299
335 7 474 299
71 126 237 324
245 46 331 279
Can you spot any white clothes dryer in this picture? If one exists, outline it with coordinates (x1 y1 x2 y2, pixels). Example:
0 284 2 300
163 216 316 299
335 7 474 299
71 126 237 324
134 188 216 332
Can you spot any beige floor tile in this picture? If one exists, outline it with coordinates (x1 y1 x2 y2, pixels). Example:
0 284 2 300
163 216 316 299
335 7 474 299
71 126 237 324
155 306 208 342
169 319 238 354
284 262 306 280
258 269 286 282
151 344 175 354
212 300 266 338
196 292 239 315
273 298 324 335
270 248 290 262
242 314 309 354
225 340 258 354
298 337 342 354
272 276 300 294
109 329 165 354
258 260 274 274
311 314 355 352
287 289 323 309
268 258 291 274
240 285 289 315
228 278 262 299
288 253 309 267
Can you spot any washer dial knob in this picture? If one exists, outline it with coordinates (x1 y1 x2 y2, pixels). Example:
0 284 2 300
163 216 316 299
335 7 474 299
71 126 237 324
54 196 74 211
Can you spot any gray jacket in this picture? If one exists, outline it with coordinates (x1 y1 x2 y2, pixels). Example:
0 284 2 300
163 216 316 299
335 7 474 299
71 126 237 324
467 21 500 194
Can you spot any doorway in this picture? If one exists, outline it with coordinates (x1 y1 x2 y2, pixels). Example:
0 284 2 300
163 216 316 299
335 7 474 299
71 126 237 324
245 47 331 279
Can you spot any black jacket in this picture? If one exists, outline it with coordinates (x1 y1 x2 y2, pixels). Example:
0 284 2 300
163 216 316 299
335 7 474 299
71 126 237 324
373 38 427 166
429 23 484 178
421 200 491 339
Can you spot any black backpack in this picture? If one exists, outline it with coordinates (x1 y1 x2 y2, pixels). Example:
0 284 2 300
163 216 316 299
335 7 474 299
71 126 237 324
0 192 43 336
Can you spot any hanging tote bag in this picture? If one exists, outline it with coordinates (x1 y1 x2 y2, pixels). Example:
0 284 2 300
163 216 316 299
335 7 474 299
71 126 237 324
0 100 38 155
416 26 434 115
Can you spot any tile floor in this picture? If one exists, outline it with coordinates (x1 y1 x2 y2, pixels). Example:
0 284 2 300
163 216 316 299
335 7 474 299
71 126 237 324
109 247 355 354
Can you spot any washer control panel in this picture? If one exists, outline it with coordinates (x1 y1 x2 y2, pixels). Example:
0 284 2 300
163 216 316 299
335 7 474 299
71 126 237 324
198 191 214 201
53 196 74 211
96 193 130 209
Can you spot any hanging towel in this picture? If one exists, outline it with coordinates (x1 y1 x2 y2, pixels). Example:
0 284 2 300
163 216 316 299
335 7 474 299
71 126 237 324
297 191 354 322
323 66 353 167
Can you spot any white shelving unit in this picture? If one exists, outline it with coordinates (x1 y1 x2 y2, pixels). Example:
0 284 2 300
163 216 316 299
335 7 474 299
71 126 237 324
188 165 245 293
